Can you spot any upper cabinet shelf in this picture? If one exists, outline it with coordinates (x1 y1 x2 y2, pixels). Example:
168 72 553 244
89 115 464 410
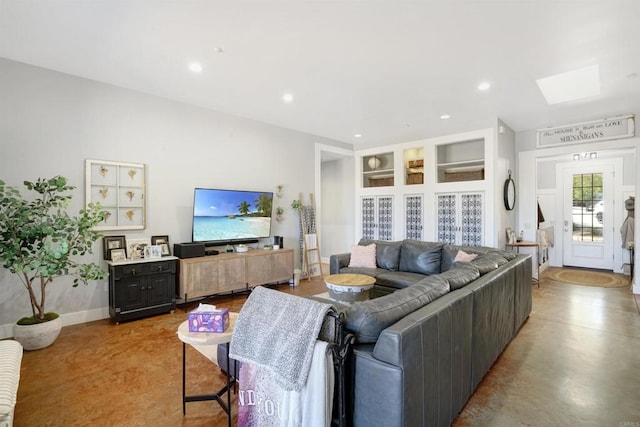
404 146 424 185
436 138 485 183
363 152 394 187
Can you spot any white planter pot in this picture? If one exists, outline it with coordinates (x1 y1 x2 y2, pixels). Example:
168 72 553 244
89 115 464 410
13 316 62 351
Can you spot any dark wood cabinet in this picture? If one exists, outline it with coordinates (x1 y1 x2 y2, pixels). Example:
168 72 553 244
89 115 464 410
108 257 177 323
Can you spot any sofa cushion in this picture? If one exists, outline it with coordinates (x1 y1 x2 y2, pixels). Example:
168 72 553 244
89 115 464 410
339 267 389 277
349 243 377 268
345 275 450 343
359 239 402 271
375 271 427 289
398 240 444 275
441 244 492 272
469 252 508 275
438 262 480 290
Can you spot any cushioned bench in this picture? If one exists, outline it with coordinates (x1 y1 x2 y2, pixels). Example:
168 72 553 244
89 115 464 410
0 340 23 427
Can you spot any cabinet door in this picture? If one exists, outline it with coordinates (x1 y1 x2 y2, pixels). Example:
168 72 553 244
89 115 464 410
361 196 394 241
437 192 483 246
146 273 175 306
404 194 423 240
115 276 146 312
180 259 220 299
218 257 246 291
247 250 294 285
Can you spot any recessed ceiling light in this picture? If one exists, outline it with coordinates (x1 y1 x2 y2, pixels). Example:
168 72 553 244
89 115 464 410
536 64 600 104
477 82 491 91
282 93 294 103
440 114 451 120
354 134 362 138
188 62 203 73
214 47 224 53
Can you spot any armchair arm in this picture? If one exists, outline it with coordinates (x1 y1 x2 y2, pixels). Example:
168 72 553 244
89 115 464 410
330 253 351 274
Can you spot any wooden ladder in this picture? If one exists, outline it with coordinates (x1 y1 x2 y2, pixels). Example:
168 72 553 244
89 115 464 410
299 193 323 280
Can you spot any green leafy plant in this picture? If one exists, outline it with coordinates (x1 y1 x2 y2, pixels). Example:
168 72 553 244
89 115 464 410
291 199 302 210
0 176 107 324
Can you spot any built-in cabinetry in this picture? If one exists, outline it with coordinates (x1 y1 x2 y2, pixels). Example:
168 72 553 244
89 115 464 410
107 257 177 323
361 195 394 240
355 127 510 248
436 138 485 183
178 249 294 303
436 192 484 245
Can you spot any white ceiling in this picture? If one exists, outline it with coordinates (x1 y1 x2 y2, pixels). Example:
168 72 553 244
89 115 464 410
1 1 639 148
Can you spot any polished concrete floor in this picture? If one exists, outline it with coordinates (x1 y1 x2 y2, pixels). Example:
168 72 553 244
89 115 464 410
12 270 640 426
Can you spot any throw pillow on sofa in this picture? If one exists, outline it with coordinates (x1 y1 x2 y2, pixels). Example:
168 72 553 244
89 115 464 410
398 240 444 275
349 243 377 268
344 275 450 343
454 250 478 262
358 239 402 271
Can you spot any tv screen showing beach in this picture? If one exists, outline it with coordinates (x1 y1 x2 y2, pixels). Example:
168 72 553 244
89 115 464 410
192 188 273 243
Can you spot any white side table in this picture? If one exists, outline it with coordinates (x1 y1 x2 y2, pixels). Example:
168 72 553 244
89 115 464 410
177 312 238 427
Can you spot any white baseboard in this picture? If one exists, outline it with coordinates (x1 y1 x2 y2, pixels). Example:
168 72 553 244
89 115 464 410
0 307 110 340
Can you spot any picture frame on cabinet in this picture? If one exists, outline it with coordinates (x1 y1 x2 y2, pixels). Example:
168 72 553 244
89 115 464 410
85 159 146 231
110 249 126 262
144 245 163 259
151 235 171 256
103 235 126 260
127 238 150 260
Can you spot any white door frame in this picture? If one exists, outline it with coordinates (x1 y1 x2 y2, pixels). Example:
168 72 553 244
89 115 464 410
555 157 623 270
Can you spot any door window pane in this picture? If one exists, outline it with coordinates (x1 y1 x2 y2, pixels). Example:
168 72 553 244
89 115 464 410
572 173 603 242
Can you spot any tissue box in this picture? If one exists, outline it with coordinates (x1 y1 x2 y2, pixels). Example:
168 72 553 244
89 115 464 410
188 307 230 333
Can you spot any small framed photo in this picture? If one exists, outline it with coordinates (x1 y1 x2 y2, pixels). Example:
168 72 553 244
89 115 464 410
127 238 150 260
151 235 169 245
103 235 126 260
159 243 171 257
110 248 127 262
144 245 163 259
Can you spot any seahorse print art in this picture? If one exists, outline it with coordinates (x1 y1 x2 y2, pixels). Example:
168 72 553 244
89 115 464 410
126 191 135 201
99 166 109 176
125 210 135 221
128 169 137 180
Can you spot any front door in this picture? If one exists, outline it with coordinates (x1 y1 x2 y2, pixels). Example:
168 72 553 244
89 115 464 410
562 164 614 269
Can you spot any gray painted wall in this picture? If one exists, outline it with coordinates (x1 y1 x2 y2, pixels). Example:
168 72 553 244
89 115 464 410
0 58 348 336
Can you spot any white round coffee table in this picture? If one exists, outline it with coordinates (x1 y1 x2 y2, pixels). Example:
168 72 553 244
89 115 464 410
324 273 376 303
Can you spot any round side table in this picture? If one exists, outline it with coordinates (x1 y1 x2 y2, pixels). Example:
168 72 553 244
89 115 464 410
324 273 376 303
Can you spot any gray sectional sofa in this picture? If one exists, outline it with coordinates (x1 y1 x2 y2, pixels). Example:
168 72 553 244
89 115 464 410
329 239 532 427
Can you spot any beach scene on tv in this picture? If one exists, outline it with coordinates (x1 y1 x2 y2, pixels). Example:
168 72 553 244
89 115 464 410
192 189 273 242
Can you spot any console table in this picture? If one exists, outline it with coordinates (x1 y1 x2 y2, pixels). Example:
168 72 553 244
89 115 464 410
177 248 294 304
177 312 238 427
505 241 539 287
107 257 177 323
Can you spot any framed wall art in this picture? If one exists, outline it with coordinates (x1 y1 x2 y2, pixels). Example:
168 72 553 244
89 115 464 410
85 159 146 231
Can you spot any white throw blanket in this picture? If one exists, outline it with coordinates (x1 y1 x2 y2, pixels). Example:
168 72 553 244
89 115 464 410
229 286 333 391
237 341 334 427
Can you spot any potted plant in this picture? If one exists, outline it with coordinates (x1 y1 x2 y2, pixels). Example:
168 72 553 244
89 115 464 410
0 176 107 350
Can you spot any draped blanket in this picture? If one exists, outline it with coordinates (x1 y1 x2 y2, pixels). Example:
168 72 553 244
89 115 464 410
229 286 333 391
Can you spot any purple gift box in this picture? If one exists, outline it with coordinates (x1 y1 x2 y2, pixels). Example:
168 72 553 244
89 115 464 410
188 307 230 333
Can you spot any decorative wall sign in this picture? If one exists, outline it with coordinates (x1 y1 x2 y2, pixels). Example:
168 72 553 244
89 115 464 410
536 115 635 148
85 159 146 230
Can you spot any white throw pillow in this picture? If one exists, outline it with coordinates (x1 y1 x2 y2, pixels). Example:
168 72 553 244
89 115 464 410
454 250 478 263
349 244 377 268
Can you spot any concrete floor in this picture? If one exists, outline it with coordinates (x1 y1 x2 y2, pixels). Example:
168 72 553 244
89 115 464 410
12 270 640 426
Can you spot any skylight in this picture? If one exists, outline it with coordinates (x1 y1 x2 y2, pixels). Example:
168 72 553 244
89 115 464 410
536 65 600 104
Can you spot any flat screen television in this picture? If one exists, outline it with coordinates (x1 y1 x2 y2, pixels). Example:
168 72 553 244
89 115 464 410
191 188 274 246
